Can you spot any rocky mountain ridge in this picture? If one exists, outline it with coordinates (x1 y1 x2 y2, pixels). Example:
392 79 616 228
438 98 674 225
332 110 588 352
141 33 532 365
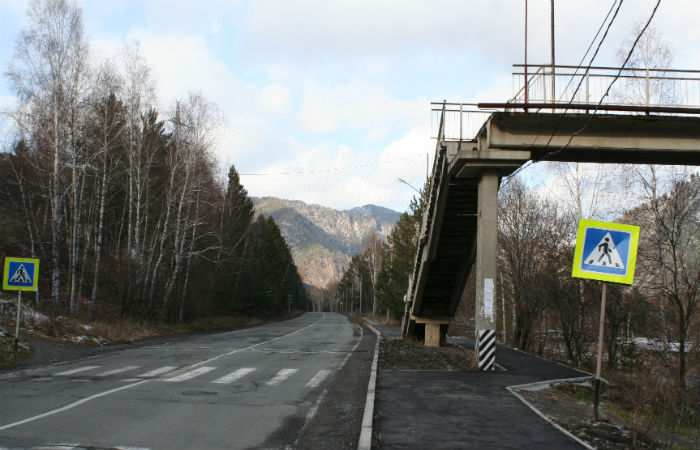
253 197 400 288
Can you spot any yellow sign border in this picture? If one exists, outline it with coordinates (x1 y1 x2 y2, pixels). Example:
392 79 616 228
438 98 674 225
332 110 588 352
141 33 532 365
3 257 40 291
572 219 640 285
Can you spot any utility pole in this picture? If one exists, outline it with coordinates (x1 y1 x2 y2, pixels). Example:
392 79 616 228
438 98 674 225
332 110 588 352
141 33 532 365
551 0 556 109
359 274 363 315
524 0 528 111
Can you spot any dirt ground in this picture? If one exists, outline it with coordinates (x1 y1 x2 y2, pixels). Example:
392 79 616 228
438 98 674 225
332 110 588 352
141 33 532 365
378 336 476 371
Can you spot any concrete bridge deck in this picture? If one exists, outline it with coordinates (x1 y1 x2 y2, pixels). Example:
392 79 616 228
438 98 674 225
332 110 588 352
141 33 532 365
402 111 700 361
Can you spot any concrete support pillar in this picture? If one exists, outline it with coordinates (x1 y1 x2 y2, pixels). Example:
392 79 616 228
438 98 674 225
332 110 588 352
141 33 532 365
475 171 498 370
425 323 441 348
412 315 450 348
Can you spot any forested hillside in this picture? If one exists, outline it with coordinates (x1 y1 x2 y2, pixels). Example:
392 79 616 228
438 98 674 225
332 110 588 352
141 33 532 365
254 197 399 288
0 1 307 322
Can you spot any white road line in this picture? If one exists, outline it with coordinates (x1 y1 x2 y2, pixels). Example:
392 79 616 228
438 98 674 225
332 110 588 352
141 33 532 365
359 323 380 450
0 315 326 432
54 366 100 376
138 366 177 378
96 366 140 377
305 369 331 388
338 324 363 371
187 315 326 369
265 368 298 386
164 366 217 382
0 380 150 432
212 367 256 384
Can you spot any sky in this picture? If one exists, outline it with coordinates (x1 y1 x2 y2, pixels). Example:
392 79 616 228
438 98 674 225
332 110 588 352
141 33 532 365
0 0 698 212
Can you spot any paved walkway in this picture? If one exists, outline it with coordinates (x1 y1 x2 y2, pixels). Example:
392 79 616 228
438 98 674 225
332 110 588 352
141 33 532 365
365 319 589 449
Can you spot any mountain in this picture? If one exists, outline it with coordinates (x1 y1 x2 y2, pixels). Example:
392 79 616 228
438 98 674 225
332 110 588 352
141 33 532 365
253 197 401 288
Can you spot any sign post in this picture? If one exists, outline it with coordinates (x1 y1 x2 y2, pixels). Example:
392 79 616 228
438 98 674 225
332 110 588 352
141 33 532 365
571 219 639 421
3 257 40 352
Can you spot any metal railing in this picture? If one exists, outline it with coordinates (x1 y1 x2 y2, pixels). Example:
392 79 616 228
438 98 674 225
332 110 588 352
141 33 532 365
430 102 495 141
512 64 700 109
431 65 700 142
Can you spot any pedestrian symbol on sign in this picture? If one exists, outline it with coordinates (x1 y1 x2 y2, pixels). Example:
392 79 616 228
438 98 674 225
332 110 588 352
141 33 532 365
584 232 625 269
3 257 40 291
572 219 640 285
9 264 32 284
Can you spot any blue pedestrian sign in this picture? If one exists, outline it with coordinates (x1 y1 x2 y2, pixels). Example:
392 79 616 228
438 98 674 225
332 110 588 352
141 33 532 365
3 257 40 291
572 220 640 285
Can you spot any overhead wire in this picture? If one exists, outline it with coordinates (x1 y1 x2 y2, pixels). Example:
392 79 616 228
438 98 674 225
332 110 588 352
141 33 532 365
504 0 663 185
503 0 625 184
534 0 662 162
238 153 427 176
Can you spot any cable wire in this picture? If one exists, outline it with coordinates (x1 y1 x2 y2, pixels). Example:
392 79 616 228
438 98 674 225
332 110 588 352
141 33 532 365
504 0 663 185
238 153 427 176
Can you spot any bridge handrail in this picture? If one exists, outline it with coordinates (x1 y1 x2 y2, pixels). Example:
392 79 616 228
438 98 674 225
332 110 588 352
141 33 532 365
511 63 700 110
402 104 451 336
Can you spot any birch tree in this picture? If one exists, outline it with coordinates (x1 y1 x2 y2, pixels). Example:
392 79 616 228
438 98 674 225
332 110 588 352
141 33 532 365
6 0 89 306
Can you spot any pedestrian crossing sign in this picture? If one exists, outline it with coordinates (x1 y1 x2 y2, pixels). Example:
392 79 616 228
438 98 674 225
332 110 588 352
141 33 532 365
572 219 639 285
3 257 39 291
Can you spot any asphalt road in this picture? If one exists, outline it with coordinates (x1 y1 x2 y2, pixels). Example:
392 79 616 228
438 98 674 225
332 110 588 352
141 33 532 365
373 335 590 449
0 312 375 450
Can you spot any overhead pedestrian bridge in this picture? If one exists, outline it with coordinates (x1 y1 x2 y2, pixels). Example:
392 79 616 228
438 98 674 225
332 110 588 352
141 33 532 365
402 64 700 370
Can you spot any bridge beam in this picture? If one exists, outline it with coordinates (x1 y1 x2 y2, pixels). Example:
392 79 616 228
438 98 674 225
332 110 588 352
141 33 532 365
475 171 499 370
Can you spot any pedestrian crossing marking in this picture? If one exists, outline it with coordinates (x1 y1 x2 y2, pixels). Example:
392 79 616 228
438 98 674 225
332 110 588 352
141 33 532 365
9 264 32 283
305 369 331 388
97 366 141 377
164 366 216 382
48 364 333 387
266 368 299 386
138 366 177 378
583 232 625 269
572 219 640 284
212 367 256 384
3 257 40 291
55 366 101 376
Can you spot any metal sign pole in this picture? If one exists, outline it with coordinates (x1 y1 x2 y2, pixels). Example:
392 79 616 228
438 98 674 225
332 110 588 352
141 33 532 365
593 281 607 420
14 290 22 352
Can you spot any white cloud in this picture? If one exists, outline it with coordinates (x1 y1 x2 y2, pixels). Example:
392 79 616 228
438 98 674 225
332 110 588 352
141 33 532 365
298 82 427 137
260 83 291 112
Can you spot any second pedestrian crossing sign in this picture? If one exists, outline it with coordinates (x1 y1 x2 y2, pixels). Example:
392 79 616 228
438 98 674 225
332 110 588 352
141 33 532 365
3 257 39 291
572 219 640 285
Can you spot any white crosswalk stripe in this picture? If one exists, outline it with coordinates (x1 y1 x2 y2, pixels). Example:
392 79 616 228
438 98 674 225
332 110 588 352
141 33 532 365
55 366 100 376
212 367 256 384
138 366 177 378
50 364 327 388
96 366 140 377
305 369 332 388
164 366 216 382
265 368 299 386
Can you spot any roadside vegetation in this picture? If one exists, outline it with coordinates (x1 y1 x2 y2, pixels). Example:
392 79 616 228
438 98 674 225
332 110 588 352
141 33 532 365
329 169 700 447
0 0 308 365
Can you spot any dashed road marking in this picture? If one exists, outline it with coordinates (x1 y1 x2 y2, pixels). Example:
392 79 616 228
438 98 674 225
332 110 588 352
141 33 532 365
265 368 298 386
138 366 177 378
54 366 100 376
96 365 140 377
164 366 216 383
305 369 331 388
212 367 256 384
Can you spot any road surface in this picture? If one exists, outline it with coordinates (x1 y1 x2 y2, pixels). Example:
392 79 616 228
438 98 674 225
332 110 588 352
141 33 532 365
0 312 374 450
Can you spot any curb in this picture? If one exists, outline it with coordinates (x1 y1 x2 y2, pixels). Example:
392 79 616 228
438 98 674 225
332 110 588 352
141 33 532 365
506 376 595 450
358 320 381 450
